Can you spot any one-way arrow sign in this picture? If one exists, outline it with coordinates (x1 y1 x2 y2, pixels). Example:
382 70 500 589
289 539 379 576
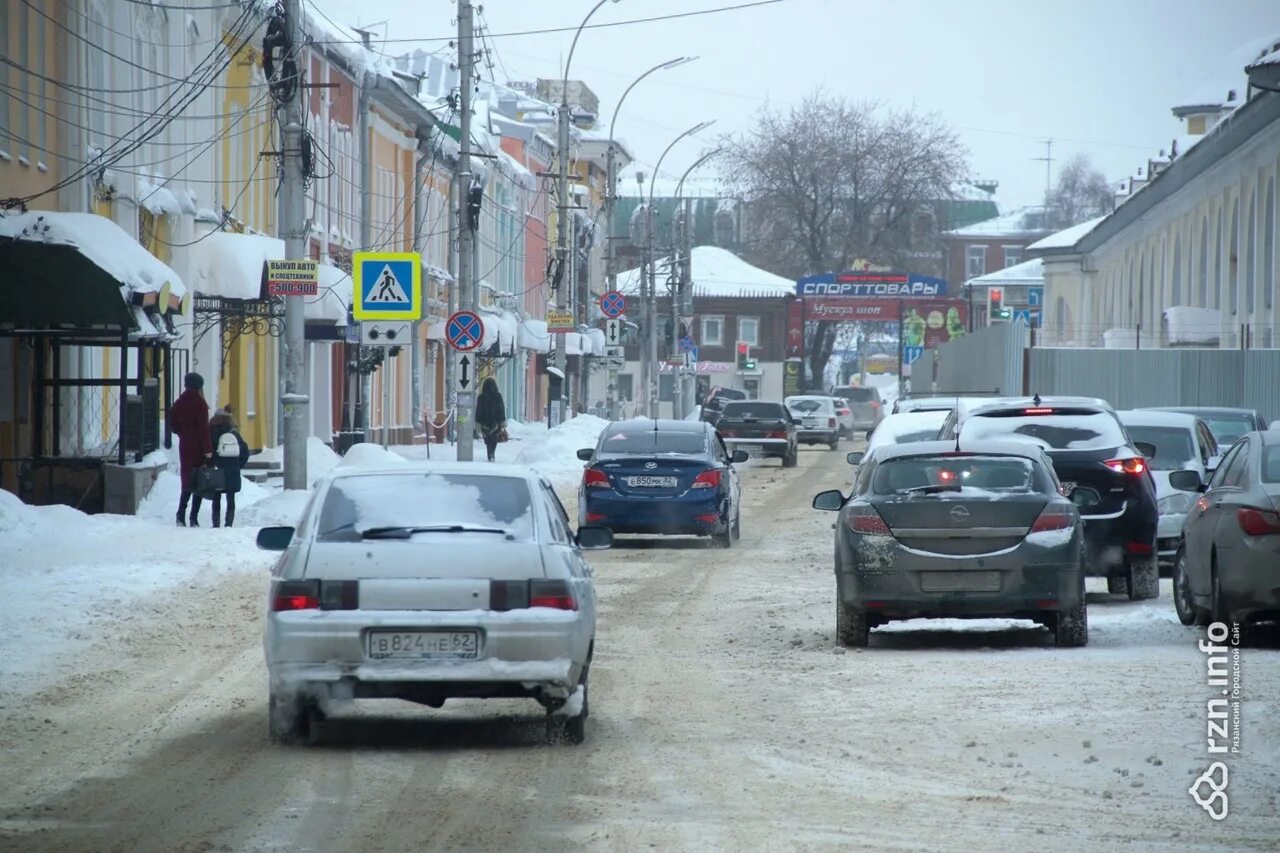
457 352 472 390
605 318 621 346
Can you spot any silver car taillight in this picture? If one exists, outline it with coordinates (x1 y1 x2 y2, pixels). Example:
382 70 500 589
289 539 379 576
490 579 577 611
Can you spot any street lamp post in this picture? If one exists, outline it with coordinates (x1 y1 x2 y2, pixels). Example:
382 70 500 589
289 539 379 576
671 147 722 419
604 56 695 420
552 0 620 427
646 120 715 419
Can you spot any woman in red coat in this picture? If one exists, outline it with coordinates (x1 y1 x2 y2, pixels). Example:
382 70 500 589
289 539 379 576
169 372 212 526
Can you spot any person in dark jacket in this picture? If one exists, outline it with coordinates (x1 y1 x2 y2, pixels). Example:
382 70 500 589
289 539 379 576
169 372 212 526
474 377 507 462
208 407 251 528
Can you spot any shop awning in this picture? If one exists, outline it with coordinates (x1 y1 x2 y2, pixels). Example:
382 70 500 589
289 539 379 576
480 310 518 354
186 230 284 300
304 263 351 324
518 317 551 353
0 211 185 334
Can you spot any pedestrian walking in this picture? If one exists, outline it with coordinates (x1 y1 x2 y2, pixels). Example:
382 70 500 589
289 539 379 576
474 377 507 463
169 372 211 526
208 406 250 528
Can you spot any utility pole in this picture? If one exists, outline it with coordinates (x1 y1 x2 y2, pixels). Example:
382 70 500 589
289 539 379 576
446 173 458 442
551 83 571 427
604 140 617 418
1035 139 1055 218
456 0 476 460
680 196 694 417
669 206 683 420
646 202 659 418
279 0 308 489
635 171 647 419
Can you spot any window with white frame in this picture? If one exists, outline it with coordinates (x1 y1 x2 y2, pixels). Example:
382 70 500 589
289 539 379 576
967 245 987 277
738 316 760 347
701 315 724 346
1003 245 1022 268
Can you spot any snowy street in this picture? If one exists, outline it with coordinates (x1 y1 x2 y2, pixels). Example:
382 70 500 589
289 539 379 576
2 436 1278 852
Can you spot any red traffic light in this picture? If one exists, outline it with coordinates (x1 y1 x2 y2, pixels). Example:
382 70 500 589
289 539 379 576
989 287 1003 303
737 341 749 355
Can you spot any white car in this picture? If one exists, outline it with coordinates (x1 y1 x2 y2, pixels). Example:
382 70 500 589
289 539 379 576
257 462 612 745
832 398 855 438
865 410 951 456
1117 410 1220 567
785 395 841 449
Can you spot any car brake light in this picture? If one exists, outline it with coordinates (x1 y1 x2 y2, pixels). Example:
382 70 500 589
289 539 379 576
870 401 881 410
720 429 737 438
766 430 788 439
1125 541 1154 555
1104 456 1147 475
583 467 609 488
1024 407 1055 414
845 506 891 536
1029 507 1074 533
828 417 836 428
1238 508 1280 536
692 469 722 489
272 580 320 611
529 579 578 610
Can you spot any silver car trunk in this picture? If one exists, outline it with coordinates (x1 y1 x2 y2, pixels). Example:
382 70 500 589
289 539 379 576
305 540 546 587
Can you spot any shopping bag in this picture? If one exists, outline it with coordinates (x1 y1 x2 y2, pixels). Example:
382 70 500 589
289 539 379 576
196 465 226 496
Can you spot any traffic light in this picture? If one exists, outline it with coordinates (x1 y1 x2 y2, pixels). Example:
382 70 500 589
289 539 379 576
736 341 755 371
989 287 1012 322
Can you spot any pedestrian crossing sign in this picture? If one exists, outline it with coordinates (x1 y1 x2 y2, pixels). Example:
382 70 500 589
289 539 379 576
352 251 422 320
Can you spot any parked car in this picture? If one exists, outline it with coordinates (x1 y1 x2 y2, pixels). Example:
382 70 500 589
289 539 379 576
699 386 747 426
576 419 746 547
1117 410 1220 568
1170 430 1280 626
958 397 1160 600
865 410 951 457
256 462 612 745
785 395 841 450
832 398 855 438
812 440 1087 648
715 400 799 467
1143 407 1269 448
829 385 885 438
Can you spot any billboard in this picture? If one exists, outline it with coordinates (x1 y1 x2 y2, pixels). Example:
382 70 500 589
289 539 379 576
796 271 948 298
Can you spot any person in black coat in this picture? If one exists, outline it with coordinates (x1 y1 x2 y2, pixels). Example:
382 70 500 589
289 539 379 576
208 407 250 527
474 377 507 462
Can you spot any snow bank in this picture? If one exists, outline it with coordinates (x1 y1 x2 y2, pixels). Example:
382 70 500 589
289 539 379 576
308 436 342 481
0 488 103 543
238 488 314 528
339 442 408 468
515 415 607 476
137 470 273 523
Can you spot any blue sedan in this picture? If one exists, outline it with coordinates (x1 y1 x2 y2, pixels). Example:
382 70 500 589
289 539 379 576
577 420 747 547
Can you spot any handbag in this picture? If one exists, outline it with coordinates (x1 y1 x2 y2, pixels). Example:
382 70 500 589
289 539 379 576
497 426 509 443
195 465 226 495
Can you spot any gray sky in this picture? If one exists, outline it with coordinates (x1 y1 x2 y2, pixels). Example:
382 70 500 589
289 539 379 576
314 0 1279 210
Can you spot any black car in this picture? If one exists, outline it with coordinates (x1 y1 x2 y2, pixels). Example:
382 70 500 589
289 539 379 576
812 441 1087 648
715 400 799 467
699 386 747 426
957 397 1160 600
1142 407 1271 450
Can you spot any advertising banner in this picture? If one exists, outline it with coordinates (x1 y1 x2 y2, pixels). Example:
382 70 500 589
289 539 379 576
796 271 948 298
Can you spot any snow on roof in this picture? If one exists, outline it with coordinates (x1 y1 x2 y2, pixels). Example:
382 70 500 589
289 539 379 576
0 211 186 298
1027 216 1107 253
949 182 998 202
1116 409 1202 429
617 246 793 299
1250 46 1280 69
134 175 182 217
1175 32 1280 112
944 206 1050 238
617 166 724 199
187 231 284 300
969 257 1044 286
305 263 350 323
304 8 398 81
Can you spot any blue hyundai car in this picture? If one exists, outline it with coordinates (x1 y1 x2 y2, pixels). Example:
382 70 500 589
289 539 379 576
576 420 747 547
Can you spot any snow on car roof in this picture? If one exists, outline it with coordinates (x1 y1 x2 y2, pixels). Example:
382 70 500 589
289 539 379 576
871 439 1051 462
327 461 544 484
1117 410 1202 429
866 411 949 453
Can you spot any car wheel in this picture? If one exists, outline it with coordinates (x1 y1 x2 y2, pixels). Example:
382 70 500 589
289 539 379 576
828 437 839 450
1052 601 1089 647
550 666 589 745
1173 545 1210 626
1106 574 1129 596
1127 556 1159 601
1209 559 1230 625
781 449 795 468
713 521 733 548
835 600 869 648
268 690 316 746
731 509 742 541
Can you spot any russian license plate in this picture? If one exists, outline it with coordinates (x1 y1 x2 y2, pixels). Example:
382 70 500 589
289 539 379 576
627 475 677 487
803 418 818 428
366 630 480 660
742 445 765 455
920 571 1001 593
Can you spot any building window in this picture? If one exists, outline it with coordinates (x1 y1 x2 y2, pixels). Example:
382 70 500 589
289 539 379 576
1002 246 1022 268
701 315 724 346
1187 115 1206 135
737 316 760 347
966 245 987 278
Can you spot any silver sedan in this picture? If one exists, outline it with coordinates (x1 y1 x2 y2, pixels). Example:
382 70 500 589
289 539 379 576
1172 430 1280 626
257 463 612 745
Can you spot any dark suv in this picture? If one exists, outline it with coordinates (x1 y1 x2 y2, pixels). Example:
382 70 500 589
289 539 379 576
957 397 1159 600
700 386 747 427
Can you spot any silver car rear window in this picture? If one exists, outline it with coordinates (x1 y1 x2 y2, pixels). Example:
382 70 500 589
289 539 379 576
872 456 1037 495
316 473 535 541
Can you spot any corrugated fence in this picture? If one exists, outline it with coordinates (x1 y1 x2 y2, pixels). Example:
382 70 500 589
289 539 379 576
929 320 1028 396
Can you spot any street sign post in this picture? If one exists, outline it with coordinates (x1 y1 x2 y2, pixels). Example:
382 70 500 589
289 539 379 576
267 259 318 297
352 252 421 321
546 309 575 334
599 290 626 318
454 350 476 394
445 310 484 352
604 318 622 348
903 345 925 366
360 321 411 346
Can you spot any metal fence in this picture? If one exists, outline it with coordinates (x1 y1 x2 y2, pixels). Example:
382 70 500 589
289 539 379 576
1029 348 1280 422
927 319 1028 395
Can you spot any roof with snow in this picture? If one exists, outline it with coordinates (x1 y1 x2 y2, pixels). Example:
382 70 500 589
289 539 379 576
1173 32 1280 115
1027 216 1107 254
969 257 1043 286
617 246 793 299
944 206 1051 239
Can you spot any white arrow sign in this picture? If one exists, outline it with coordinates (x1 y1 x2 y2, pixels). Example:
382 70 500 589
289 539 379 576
455 350 475 394
605 318 621 347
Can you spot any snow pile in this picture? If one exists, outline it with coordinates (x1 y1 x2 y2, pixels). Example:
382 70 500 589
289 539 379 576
237 488 314 528
0 488 103 543
515 415 608 484
308 436 342 481
137 470 273 522
339 442 408 468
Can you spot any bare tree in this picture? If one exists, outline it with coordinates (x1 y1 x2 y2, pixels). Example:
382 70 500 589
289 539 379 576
1049 153 1114 229
721 91 968 384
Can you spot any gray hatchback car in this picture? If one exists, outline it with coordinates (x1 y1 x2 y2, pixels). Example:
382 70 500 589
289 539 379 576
813 440 1087 648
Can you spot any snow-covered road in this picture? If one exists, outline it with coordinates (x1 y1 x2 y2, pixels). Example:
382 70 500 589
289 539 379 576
1 442 1278 851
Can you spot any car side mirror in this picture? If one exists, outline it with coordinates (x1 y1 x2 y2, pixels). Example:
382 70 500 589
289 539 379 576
812 490 846 511
576 525 614 550
1168 469 1204 492
576 448 593 461
846 451 864 466
256 526 294 551
1205 453 1222 473
1133 441 1157 460
731 449 749 463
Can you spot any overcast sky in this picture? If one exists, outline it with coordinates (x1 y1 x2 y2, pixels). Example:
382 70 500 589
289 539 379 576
314 0 1279 210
